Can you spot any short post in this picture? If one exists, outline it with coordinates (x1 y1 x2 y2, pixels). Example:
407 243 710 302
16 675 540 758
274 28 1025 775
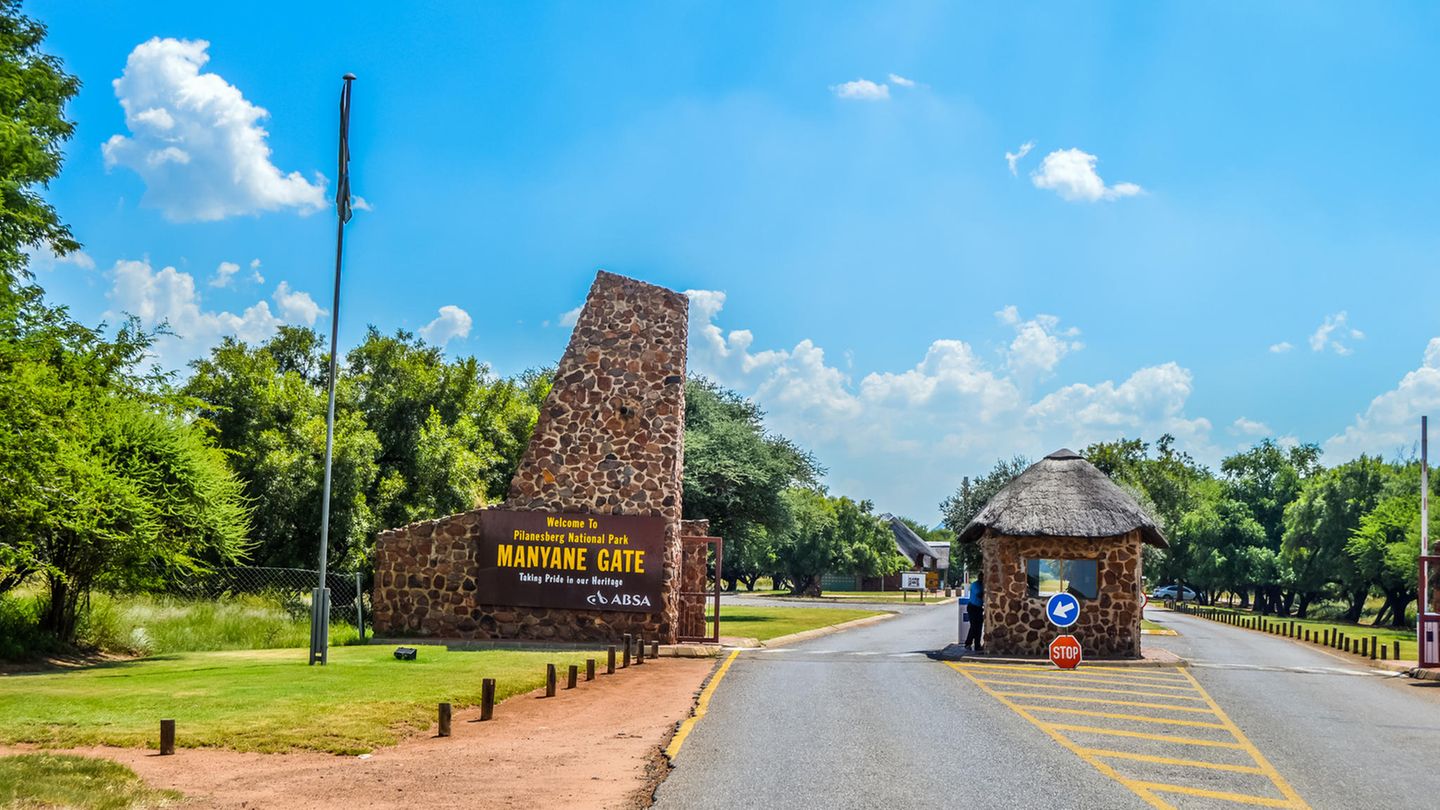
586 659 596 681
438 702 452 737
1394 640 1401 660
481 678 495 721
608 645 617 674
651 640 660 659
546 664 557 697
354 570 365 641
1370 635 1378 660
567 664 578 689
1380 644 1388 660
622 635 632 668
636 638 645 665
159 719 175 756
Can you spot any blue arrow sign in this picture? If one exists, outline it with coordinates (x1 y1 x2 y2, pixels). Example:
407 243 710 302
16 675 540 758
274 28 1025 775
1046 592 1080 628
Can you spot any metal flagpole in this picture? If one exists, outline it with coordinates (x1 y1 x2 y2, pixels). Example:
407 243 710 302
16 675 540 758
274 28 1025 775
310 73 356 666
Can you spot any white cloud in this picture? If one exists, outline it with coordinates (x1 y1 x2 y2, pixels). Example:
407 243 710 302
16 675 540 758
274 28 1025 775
558 305 583 328
248 258 264 284
1269 341 1293 354
1232 417 1271 436
887 73 916 88
105 258 321 369
684 288 1214 519
1030 148 1142 202
1004 141 1035 176
996 305 1083 378
352 196 373 212
419 305 473 346
209 261 240 288
23 243 96 271
102 38 327 222
1326 338 1440 460
1308 311 1364 356
830 79 890 101
273 281 322 325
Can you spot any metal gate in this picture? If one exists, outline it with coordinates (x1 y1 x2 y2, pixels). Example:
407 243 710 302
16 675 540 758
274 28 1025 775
1421 555 1440 668
678 534 722 643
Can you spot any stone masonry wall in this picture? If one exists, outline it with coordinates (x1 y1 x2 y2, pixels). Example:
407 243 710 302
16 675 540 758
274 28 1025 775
373 271 689 643
979 530 1144 658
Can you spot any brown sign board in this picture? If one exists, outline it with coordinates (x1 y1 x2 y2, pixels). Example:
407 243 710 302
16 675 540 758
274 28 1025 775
474 510 667 613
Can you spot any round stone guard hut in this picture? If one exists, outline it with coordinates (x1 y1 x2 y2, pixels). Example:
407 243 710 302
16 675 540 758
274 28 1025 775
957 449 1167 658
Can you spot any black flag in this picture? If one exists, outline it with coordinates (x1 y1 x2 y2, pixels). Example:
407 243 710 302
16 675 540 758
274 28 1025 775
335 74 355 223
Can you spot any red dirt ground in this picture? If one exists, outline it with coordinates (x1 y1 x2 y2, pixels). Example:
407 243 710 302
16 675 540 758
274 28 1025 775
1 657 716 809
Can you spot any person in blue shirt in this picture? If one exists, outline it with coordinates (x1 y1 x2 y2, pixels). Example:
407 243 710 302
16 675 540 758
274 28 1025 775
964 574 985 651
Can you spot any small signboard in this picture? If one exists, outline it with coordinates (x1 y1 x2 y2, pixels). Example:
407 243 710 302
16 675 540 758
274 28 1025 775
900 571 926 591
1050 634 1082 669
474 510 667 613
1045 592 1080 628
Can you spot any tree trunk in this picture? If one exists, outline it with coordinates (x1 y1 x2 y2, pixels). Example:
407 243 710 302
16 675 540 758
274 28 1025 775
789 575 822 598
742 574 759 591
1296 591 1314 618
1343 588 1368 623
1239 588 1251 609
1385 589 1414 628
723 577 739 593
42 574 80 643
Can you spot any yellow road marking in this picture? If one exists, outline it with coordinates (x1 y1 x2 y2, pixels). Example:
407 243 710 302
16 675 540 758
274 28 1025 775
1079 748 1266 775
664 649 740 760
984 672 1202 690
993 692 1218 714
971 677 1210 702
1133 781 1294 808
946 662 1175 810
948 661 1310 809
1176 667 1309 808
957 662 1191 683
1017 704 1228 729
1042 722 1246 748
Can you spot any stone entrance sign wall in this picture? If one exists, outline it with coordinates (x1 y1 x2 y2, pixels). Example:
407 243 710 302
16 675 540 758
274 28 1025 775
372 271 689 642
978 530 1143 658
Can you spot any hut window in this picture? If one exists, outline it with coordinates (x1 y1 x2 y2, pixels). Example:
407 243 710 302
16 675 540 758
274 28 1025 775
1025 558 1099 600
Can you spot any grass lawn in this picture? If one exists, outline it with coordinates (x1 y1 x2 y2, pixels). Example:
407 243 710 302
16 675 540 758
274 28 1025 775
1140 619 1173 633
710 606 887 641
0 645 598 755
1186 605 1417 661
0 753 181 809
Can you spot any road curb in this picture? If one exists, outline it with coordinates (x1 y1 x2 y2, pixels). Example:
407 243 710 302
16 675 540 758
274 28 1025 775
760 611 900 648
1408 666 1440 681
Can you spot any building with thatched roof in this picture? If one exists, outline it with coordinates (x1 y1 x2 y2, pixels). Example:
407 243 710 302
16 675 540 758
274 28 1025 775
958 449 1167 658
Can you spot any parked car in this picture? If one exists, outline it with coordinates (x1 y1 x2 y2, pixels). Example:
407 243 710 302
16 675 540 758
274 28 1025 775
1149 585 1198 601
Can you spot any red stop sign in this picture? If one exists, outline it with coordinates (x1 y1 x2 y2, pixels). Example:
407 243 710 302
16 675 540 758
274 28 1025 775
1050 635 1083 669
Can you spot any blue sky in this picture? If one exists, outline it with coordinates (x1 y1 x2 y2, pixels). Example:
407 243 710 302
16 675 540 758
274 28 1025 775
26 1 1440 523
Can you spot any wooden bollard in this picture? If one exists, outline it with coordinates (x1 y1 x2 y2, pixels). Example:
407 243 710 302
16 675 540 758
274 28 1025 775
636 638 645 665
438 702 452 737
546 664 557 697
608 646 617 674
1323 628 1330 646
1394 641 1401 660
586 659 596 681
1380 644 1388 660
159 719 175 756
1370 635 1378 660
622 635 632 668
481 678 495 721
651 641 660 660
567 664 578 689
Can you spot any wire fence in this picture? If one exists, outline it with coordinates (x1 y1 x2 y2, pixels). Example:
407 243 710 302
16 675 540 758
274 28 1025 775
167 566 369 637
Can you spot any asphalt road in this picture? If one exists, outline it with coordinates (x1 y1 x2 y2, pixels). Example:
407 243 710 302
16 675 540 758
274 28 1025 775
654 604 1440 809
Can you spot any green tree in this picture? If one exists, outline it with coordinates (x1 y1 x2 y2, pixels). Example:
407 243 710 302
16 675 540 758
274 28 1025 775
1347 492 1426 628
1281 456 1390 618
0 0 80 289
1219 439 1320 614
773 488 837 596
938 456 1030 578
183 327 548 571
833 498 905 582
682 377 820 590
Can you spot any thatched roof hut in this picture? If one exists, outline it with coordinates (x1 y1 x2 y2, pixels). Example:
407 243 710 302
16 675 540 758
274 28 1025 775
957 449 1167 548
